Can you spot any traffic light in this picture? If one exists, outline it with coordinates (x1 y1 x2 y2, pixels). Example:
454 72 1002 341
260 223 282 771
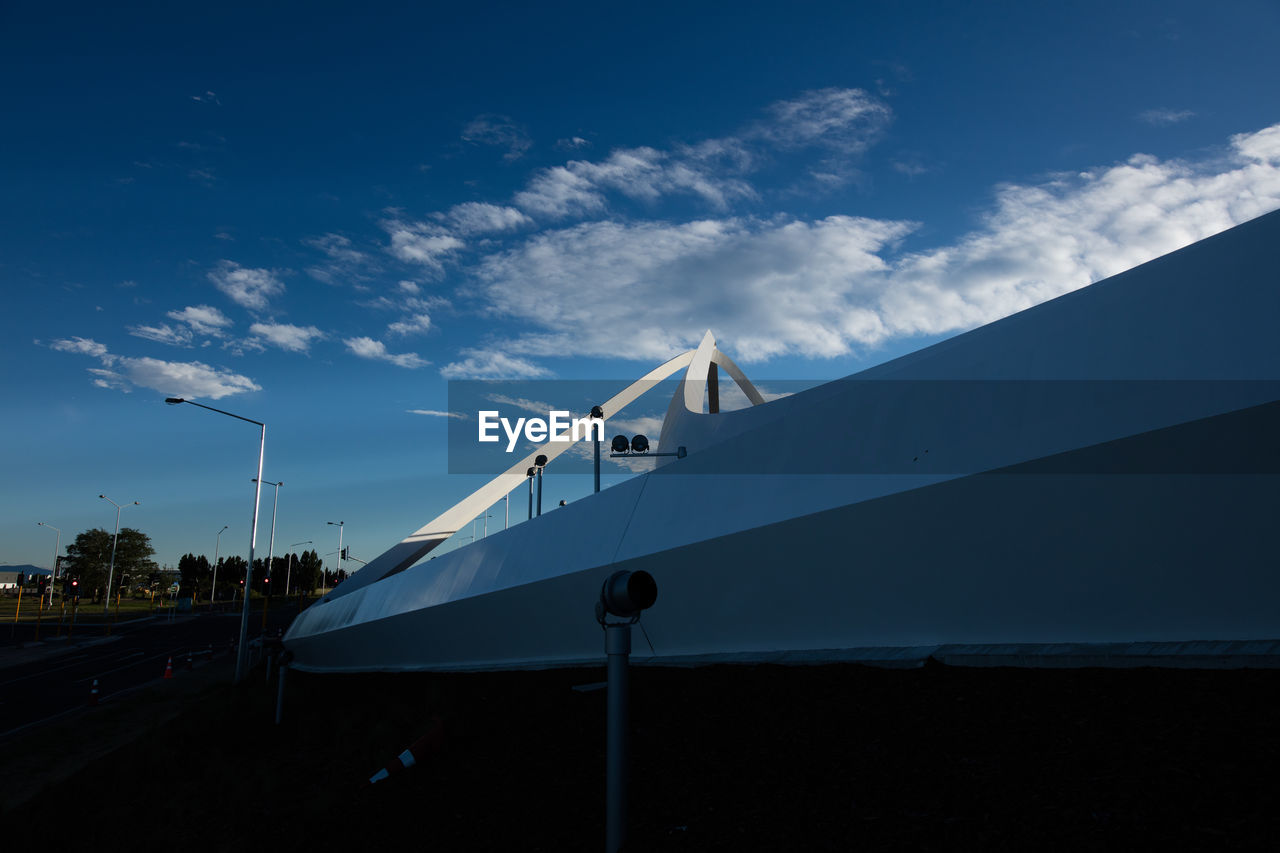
71 577 80 599
341 546 349 560
15 572 24 586
37 576 47 594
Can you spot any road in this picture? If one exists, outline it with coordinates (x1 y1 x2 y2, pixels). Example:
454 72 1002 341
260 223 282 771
0 603 299 739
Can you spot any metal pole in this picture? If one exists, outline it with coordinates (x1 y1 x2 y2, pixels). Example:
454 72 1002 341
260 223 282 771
505 493 509 530
255 479 281 625
98 497 136 615
38 523 60 607
536 468 543 516
605 622 631 853
236 424 266 683
595 437 601 493
528 476 533 520
212 525 227 608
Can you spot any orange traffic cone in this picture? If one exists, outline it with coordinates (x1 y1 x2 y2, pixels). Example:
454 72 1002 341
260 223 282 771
89 679 100 706
164 657 174 679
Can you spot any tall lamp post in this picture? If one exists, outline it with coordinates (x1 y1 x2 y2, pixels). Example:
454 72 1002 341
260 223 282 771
37 522 60 606
285 540 311 596
211 524 228 607
253 479 283 592
165 397 265 684
327 521 344 588
98 495 139 614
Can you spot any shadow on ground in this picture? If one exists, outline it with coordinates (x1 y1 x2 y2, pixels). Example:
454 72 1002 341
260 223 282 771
7 660 1280 850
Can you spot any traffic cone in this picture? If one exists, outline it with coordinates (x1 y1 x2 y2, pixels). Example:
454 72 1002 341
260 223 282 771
89 679 99 706
367 716 446 785
164 657 174 679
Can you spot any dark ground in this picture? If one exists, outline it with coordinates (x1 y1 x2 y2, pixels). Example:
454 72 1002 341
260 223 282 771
8 659 1280 851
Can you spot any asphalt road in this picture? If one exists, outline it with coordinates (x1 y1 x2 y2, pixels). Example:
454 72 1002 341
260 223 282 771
0 603 299 739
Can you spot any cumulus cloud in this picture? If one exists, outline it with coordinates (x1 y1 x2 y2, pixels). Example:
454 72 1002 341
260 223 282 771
756 87 891 151
303 233 377 285
387 313 432 337
344 336 429 368
48 338 259 398
445 202 533 235
248 322 325 353
512 88 887 218
49 337 110 358
168 305 232 337
461 114 533 162
207 261 285 311
382 219 465 276
475 215 910 361
439 348 552 380
470 123 1280 363
128 323 194 347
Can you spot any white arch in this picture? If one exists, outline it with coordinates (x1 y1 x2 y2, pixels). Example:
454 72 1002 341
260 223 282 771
328 332 768 600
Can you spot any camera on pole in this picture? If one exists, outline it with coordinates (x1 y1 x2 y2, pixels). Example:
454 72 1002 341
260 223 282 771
595 569 658 853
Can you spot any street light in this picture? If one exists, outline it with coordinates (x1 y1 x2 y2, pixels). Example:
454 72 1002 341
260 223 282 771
98 495 139 615
211 525 228 607
327 521 344 587
285 540 311 597
252 479 283 591
37 522 60 607
165 396 265 684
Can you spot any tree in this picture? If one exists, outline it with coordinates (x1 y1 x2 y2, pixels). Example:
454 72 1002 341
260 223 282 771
63 528 157 603
177 553 211 599
297 549 322 593
219 555 248 600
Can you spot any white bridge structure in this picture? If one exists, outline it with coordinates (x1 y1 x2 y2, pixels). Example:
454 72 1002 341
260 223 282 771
284 210 1280 671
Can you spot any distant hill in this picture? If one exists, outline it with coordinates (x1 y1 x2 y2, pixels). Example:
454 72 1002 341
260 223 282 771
0 564 50 577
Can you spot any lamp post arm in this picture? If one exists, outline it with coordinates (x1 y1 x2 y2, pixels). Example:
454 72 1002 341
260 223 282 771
167 398 264 428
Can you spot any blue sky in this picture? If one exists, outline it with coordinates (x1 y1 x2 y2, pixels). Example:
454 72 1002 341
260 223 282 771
3 0 1279 573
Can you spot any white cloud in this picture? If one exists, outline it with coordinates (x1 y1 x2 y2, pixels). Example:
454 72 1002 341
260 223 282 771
469 123 1280 364
446 202 533 235
382 220 465 275
407 409 467 419
461 114 533 162
168 304 232 337
387 313 432 337
207 261 285 311
1138 108 1195 126
556 136 592 151
248 322 325 353
303 233 377 285
485 394 561 416
344 336 429 368
49 337 110 359
121 356 261 398
512 88 886 219
49 338 259 398
128 323 193 347
439 348 552 380
476 215 909 361
756 87 891 151
398 280 420 295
